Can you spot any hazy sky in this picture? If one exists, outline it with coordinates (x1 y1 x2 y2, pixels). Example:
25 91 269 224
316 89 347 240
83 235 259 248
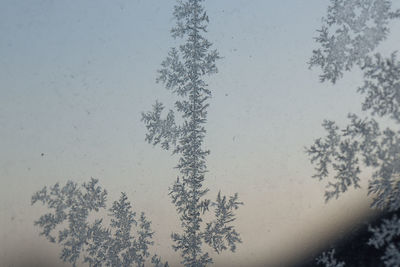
1 1 400 266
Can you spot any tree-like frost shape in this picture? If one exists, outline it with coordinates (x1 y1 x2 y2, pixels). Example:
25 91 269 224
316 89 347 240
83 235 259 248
369 215 400 266
368 128 400 211
382 244 400 267
316 249 345 267
141 1 243 266
142 101 180 151
309 53 400 210
203 192 243 254
307 54 400 262
309 0 400 83
31 179 107 265
306 114 381 201
32 178 168 267
360 52 400 123
316 249 346 267
308 0 400 265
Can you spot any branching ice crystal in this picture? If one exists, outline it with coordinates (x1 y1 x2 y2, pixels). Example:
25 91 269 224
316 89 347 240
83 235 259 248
316 249 345 267
369 215 400 266
203 192 243 254
360 52 400 123
309 0 400 83
142 0 243 266
32 178 168 267
308 0 400 265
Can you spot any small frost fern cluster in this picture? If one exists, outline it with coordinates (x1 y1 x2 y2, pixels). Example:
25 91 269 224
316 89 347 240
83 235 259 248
142 0 242 266
316 249 345 267
307 0 400 266
31 178 168 267
309 0 400 84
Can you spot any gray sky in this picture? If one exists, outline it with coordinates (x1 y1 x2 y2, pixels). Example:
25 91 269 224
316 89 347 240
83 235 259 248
1 0 400 266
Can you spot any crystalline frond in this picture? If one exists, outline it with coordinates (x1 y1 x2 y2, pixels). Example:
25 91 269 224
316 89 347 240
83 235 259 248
203 192 243 254
168 177 212 266
382 244 400 267
157 48 188 95
151 254 170 267
171 0 208 39
316 249 346 267
359 53 400 123
309 0 398 83
168 177 209 217
143 0 239 265
109 192 137 231
104 193 137 266
84 219 110 266
171 227 212 267
136 212 155 257
82 178 108 211
31 178 107 265
368 215 400 266
368 128 400 211
308 112 400 209
343 113 380 166
32 179 161 266
171 230 212 267
369 214 400 249
307 114 382 201
141 101 181 151
158 0 220 99
307 120 341 181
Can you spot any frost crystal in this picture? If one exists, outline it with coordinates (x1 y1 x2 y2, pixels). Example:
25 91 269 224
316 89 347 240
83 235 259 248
316 249 345 267
142 0 242 266
309 0 400 83
308 52 400 210
360 52 400 123
306 114 379 201
31 178 168 267
369 215 400 266
308 0 400 265
203 192 243 254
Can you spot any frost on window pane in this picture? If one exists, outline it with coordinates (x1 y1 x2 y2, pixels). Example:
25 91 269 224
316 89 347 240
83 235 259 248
307 54 400 209
306 114 379 201
308 0 400 265
316 249 345 267
360 53 400 123
31 178 168 267
309 0 400 83
369 215 400 266
141 0 243 266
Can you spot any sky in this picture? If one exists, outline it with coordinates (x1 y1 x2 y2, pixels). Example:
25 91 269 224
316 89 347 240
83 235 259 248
1 0 400 266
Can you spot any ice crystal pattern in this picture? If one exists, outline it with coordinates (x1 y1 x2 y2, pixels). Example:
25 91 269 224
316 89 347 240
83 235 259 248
307 2 400 210
309 0 400 83
307 0 400 266
31 178 168 267
142 0 243 266
316 249 345 267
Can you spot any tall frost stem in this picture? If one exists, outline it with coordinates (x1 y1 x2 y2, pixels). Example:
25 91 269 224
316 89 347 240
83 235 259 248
142 1 242 266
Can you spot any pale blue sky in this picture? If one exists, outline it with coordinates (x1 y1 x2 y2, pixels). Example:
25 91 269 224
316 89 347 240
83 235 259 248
1 1 400 266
